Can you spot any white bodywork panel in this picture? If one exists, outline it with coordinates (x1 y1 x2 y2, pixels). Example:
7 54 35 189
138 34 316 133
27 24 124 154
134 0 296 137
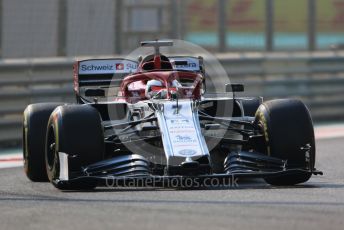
156 100 209 165
58 152 69 181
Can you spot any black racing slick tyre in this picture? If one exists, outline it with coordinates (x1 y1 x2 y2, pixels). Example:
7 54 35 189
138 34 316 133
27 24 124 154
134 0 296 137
241 97 262 116
254 99 315 186
45 105 104 190
23 103 63 182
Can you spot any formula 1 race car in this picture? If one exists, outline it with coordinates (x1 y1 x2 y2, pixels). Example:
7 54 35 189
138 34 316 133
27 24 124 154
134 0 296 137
23 40 322 190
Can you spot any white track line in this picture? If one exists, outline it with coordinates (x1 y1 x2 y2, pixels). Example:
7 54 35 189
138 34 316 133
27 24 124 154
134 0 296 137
1 124 344 169
0 153 23 169
314 123 344 140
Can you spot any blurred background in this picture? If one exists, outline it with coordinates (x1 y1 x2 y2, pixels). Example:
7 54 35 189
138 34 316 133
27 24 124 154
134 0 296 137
0 0 344 147
1 0 344 57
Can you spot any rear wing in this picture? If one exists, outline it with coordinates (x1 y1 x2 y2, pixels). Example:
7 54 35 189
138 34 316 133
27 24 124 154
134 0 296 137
73 56 204 94
74 58 138 94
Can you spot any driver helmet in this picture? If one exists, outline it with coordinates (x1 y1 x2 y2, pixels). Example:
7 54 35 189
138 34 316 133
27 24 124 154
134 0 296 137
145 79 181 99
145 79 164 99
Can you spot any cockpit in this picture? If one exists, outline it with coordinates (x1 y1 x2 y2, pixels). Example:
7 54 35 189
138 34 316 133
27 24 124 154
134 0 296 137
117 41 205 102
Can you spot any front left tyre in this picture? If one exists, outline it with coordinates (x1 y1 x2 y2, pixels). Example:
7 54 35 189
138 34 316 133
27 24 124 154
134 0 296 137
45 105 104 190
254 99 316 185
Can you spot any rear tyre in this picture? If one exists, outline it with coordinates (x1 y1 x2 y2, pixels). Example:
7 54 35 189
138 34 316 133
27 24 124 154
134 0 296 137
23 103 63 182
254 99 315 185
45 105 104 190
241 97 262 116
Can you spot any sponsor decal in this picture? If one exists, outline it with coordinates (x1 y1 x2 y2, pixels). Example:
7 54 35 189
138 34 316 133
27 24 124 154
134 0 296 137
172 62 197 69
174 135 195 143
78 59 138 74
162 101 206 157
178 149 197 156
116 63 124 70
170 119 189 124
169 57 200 71
80 64 114 72
126 63 137 69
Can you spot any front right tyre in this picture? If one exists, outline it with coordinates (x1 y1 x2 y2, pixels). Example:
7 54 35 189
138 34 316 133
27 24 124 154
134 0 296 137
23 103 63 182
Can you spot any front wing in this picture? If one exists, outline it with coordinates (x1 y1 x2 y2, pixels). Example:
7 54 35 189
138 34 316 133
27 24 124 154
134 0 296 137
55 152 322 188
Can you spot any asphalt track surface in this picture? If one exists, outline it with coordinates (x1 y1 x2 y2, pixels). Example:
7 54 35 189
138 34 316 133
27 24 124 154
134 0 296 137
0 137 344 230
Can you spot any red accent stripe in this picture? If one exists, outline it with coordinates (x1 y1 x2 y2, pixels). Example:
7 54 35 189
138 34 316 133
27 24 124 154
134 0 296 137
151 86 176 91
0 157 23 162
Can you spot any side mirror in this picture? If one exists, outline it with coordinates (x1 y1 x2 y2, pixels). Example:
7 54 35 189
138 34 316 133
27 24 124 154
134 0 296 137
225 83 244 92
85 88 105 97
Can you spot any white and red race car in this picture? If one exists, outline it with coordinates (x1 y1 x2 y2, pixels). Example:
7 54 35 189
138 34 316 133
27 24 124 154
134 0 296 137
23 40 322 190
